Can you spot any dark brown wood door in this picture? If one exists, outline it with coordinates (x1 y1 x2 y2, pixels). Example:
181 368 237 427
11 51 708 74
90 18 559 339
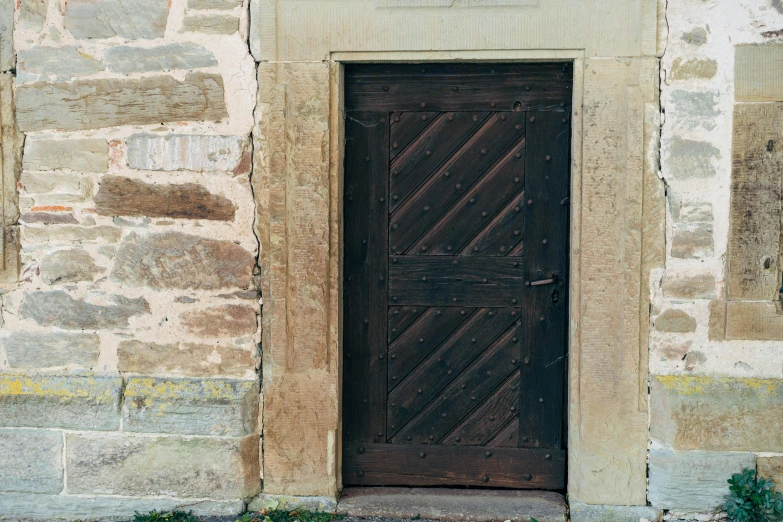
342 63 571 490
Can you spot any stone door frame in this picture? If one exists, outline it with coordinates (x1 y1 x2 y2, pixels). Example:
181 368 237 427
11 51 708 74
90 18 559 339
256 49 662 507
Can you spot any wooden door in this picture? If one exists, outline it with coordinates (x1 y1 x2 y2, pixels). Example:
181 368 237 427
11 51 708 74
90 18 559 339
342 63 571 489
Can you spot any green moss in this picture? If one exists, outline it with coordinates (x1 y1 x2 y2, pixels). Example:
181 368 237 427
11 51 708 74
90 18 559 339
133 511 199 522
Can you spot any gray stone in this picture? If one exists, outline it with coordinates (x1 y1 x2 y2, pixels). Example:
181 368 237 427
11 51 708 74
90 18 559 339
63 0 170 39
66 433 260 499
249 0 261 60
122 377 258 436
19 290 150 329
110 232 253 290
569 502 661 522
654 309 697 333
665 136 719 180
0 0 12 72
670 90 720 131
671 223 713 259
126 133 250 173
651 375 783 451
2 332 100 369
681 27 707 46
20 212 79 225
662 271 716 300
16 73 228 132
188 0 242 9
181 15 240 34
0 429 63 494
22 225 122 244
679 202 713 223
335 488 566 522
20 171 87 196
0 373 122 430
19 0 48 33
250 494 338 514
104 43 218 75
118 341 254 378
670 58 718 80
17 46 105 83
648 448 755 511
39 247 103 284
0 493 244 519
23 137 108 173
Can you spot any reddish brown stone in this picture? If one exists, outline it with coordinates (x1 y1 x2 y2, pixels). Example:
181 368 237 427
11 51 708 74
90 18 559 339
95 176 235 221
180 304 258 337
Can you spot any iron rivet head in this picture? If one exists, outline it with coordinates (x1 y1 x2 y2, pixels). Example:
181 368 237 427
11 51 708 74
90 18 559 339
453 259 459 265
424 205 431 212
510 406 516 412
527 199 533 205
447 245 453 251
436 310 442 315
406 435 412 440
542 239 548 245
453 86 459 92
529 116 535 123
514 177 520 183
545 155 552 161
422 115 428 121
524 357 530 364
456 183 462 190
488 311 495 317
522 437 528 442
448 369 452 375
422 276 428 282
363 318 369 324
486 451 492 457
525 281 530 286
452 297 458 302
513 262 519 267
393 195 399 201
391 354 397 359
512 299 518 304
455 436 461 442
419 451 426 458
545 454 552 460
501 114 506 120
539 397 545 403
474 246 480 252
358 446 365 454
392 257 398 263
378 432 383 437
490 102 496 108
562 117 568 123
382 85 389 91
448 115 454 121
429 435 435 440
393 170 399 176
391 424 396 429
499 246 506 253
482 475 489 483
469 198 476 204
512 337 518 342
486 371 492 376
471 396 476 400
515 152 521 158
365 156 370 162
560 101 566 107
363 398 368 403
392 142 398 149
392 296 398 301
482 211 487 217
426 150 432 156
514 230 520 236
511 359 517 364
421 245 428 252
419 338 425 344
482 278 488 283
421 102 427 108
361 239 367 244
514 206 520 212
378 354 384 359
441 412 446 418
540 316 545 321
525 474 532 480
473 114 478 121
394 116 400 122
444 171 450 177
525 85 531 91
515 124 521 130
471 338 477 343
392 375 397 380
392 224 398 230
357 470 365 477
460 310 466 315
379 197 385 202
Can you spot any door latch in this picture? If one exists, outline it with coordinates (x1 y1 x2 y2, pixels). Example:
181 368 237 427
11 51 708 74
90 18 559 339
529 274 558 286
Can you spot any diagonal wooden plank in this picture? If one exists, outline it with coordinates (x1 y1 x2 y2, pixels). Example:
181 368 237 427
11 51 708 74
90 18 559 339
390 324 520 443
409 133 525 255
390 112 490 212
388 307 520 435
388 305 428 344
390 111 439 161
485 417 520 447
460 189 527 256
389 112 527 254
441 370 520 446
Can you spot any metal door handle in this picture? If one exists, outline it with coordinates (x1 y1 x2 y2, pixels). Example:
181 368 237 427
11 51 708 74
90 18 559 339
530 275 558 286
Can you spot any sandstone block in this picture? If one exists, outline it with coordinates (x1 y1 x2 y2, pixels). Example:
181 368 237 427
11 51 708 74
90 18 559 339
110 232 253 290
662 271 716 299
654 309 697 333
188 0 242 9
668 197 712 223
118 341 254 378
724 301 783 341
2 331 100 369
20 212 78 225
17 46 104 83
123 377 258 436
66 433 260 499
671 223 713 259
22 225 122 244
23 138 108 173
670 90 720 131
180 304 257 337
650 375 783 451
681 27 707 46
95 176 236 221
758 456 783 488
104 43 218 75
648 448 755 511
126 134 250 173
181 15 240 35
63 0 170 40
670 58 717 80
708 300 726 341
0 373 121 430
665 136 719 179
735 44 783 102
19 290 150 329
0 0 12 72
16 73 227 132
38 247 103 284
21 172 88 196
0 429 63 494
19 0 47 32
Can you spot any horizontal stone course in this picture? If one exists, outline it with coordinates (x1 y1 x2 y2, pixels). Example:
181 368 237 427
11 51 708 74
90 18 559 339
17 46 104 83
0 429 63 494
126 134 250 173
735 44 783 102
180 304 258 337
110 232 254 290
22 225 122 244
648 447 755 511
38 247 104 284
0 373 122 430
20 212 79 225
23 138 108 173
662 271 716 299
670 57 717 80
1 332 100 369
16 73 228 132
181 15 240 35
651 375 783 451
671 222 713 259
63 0 171 39
66 433 260 499
569 502 660 522
104 43 218 75
654 309 696 333
95 176 236 221
665 136 719 180
122 377 258 436
188 0 242 9
118 341 254 377
19 290 150 329
18 0 47 33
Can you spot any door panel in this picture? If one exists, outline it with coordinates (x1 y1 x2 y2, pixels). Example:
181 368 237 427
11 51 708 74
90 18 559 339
343 63 571 489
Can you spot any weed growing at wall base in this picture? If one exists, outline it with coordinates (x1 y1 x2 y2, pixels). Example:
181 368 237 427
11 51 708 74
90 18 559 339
724 468 783 522
134 511 198 522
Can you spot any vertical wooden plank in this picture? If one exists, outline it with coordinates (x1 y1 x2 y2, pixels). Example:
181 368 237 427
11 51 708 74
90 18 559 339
343 111 389 444
519 110 570 450
727 103 783 300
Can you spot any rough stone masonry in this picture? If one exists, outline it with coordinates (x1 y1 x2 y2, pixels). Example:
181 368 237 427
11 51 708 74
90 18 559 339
0 0 783 520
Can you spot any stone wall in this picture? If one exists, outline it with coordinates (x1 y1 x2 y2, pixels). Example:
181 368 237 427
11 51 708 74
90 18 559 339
0 0 261 517
651 0 783 516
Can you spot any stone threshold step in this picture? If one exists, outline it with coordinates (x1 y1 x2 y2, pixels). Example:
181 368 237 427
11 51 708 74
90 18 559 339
336 487 566 522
